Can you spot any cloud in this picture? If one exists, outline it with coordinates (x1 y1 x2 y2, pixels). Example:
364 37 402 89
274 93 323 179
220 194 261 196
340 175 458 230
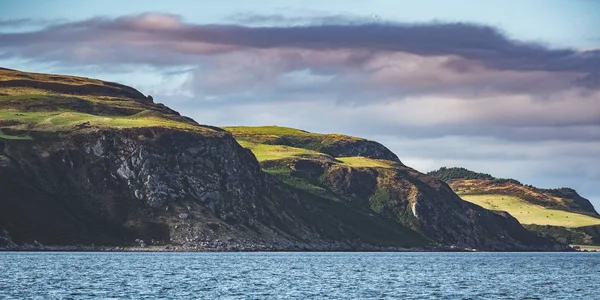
227 12 380 26
0 19 34 27
0 13 599 73
0 18 65 28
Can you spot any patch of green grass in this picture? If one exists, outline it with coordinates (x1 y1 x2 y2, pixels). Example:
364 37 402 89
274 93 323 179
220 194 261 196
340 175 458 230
0 68 102 85
224 126 363 152
237 140 329 162
224 125 317 137
0 109 212 133
0 133 31 140
460 194 600 228
263 166 340 201
337 157 395 168
263 166 293 176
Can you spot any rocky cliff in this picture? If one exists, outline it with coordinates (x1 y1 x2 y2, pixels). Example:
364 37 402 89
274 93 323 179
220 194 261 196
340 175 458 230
0 68 565 251
227 127 564 251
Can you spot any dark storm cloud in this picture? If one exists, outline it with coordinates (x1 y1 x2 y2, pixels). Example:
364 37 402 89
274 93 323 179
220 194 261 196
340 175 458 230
0 13 598 74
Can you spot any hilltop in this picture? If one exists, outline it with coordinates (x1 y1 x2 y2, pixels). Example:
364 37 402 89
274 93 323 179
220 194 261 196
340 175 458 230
224 126 560 250
225 126 401 162
0 68 564 251
429 167 600 245
0 67 214 137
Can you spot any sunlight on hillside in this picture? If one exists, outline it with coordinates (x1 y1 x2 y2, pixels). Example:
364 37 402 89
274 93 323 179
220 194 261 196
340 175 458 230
0 110 211 133
236 140 329 161
336 157 395 168
460 194 600 228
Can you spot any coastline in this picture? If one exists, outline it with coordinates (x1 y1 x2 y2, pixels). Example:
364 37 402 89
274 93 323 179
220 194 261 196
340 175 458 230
0 244 582 253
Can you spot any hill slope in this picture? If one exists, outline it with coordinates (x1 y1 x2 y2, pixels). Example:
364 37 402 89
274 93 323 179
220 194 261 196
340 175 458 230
226 127 562 250
428 167 600 245
0 68 563 251
1 68 437 250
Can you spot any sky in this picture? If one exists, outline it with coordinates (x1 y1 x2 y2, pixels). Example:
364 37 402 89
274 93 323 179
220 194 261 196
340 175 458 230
1 0 599 208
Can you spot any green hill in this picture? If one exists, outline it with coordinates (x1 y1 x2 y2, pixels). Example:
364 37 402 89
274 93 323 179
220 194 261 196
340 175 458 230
0 68 564 251
429 167 600 245
224 126 401 162
224 126 560 250
459 194 600 227
0 67 217 137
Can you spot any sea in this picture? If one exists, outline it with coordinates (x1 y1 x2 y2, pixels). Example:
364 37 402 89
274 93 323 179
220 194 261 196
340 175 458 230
0 252 598 299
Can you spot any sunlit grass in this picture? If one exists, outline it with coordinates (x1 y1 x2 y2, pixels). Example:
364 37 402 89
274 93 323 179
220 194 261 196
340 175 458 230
0 69 106 86
0 133 31 140
224 125 316 137
460 194 600 227
237 140 329 161
0 87 51 97
0 110 211 133
336 157 395 168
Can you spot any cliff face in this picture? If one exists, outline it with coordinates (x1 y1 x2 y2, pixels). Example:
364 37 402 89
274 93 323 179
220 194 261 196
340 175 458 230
282 158 559 251
0 128 430 249
0 68 565 251
1 128 263 245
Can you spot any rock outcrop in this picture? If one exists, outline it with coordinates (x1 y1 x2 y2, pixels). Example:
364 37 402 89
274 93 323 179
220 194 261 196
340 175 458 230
283 158 561 251
0 128 427 249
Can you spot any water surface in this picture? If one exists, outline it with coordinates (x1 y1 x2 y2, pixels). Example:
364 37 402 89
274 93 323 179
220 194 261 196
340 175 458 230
0 252 598 299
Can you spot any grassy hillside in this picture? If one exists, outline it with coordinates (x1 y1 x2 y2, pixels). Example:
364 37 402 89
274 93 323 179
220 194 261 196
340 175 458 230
336 157 397 169
1 68 434 249
223 126 561 250
427 167 494 182
227 126 403 169
0 68 220 137
236 140 331 162
0 68 561 250
224 126 401 162
428 167 600 245
460 194 600 227
451 178 598 217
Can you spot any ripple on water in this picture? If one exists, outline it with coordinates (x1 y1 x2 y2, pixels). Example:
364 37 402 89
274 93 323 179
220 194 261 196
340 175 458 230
0 252 599 299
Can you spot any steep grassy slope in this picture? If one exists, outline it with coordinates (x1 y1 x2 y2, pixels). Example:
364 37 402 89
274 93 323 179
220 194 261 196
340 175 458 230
0 67 209 137
225 126 401 162
429 167 600 245
459 195 600 227
0 68 564 251
225 127 562 250
0 68 432 250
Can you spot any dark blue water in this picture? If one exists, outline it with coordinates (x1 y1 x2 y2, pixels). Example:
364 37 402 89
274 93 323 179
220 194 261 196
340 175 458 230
0 252 598 299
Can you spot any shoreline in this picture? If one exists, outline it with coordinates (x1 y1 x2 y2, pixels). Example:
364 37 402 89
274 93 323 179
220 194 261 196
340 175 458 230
0 245 587 253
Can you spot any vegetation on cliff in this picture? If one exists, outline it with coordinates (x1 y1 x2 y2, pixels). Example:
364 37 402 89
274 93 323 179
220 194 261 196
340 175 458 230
0 68 564 251
225 127 559 250
428 167 600 245
0 67 218 137
0 68 429 250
